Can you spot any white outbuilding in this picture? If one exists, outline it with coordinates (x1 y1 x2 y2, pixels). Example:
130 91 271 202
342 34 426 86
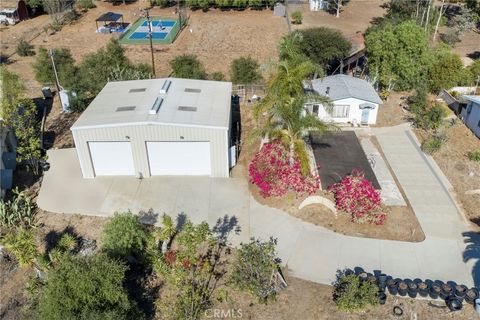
71 78 234 178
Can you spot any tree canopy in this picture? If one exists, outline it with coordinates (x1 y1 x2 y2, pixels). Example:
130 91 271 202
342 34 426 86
428 45 464 92
365 20 430 91
169 54 207 80
37 253 143 320
287 28 351 68
32 47 77 89
0 66 25 120
230 57 261 84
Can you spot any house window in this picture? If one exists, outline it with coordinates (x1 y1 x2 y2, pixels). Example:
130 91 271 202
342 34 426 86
329 105 350 118
312 105 319 115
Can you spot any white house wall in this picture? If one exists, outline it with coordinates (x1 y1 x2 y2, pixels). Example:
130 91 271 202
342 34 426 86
72 124 229 178
310 98 379 125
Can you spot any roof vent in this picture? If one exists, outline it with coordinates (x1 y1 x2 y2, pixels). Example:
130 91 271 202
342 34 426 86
178 106 197 112
184 88 201 93
116 106 136 112
149 97 164 114
129 88 146 93
160 80 172 94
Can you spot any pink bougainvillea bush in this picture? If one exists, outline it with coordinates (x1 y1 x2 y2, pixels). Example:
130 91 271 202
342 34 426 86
328 169 387 225
249 141 320 198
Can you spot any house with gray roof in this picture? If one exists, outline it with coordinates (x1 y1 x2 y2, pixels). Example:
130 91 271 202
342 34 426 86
306 75 383 125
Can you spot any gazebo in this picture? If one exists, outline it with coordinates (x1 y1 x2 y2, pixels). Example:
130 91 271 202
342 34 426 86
95 12 124 32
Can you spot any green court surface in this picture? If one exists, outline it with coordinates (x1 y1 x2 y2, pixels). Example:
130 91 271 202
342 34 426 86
120 17 181 45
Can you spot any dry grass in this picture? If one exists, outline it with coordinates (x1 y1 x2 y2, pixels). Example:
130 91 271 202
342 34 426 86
421 123 480 225
288 1 386 36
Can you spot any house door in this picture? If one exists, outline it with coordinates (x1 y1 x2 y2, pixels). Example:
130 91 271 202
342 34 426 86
361 108 370 124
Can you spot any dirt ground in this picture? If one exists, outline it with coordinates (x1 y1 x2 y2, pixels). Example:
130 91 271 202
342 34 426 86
451 30 480 60
416 124 480 226
287 1 386 36
375 91 412 127
0 211 108 319
211 275 479 320
2 3 288 90
0 211 476 320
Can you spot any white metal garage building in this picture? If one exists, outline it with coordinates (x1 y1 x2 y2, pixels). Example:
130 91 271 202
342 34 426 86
71 78 233 178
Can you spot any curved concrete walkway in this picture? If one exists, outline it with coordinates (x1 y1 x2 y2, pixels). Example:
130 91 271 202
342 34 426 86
37 125 477 287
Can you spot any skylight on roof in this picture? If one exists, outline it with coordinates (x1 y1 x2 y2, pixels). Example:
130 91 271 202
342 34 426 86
129 88 146 93
116 106 136 112
184 88 201 93
178 106 197 112
149 97 164 114
160 80 172 94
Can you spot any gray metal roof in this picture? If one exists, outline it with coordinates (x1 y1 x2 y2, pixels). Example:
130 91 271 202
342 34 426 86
71 78 232 130
310 75 383 105
463 95 480 105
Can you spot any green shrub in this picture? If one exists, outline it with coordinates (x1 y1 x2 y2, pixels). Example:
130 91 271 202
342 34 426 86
291 11 302 24
102 211 147 258
151 0 170 6
440 30 460 45
36 253 144 320
78 0 95 10
170 54 207 79
57 233 77 251
230 238 280 303
333 272 378 312
210 71 225 81
1 228 38 266
16 40 35 57
0 188 37 229
421 135 446 154
230 57 261 84
468 150 480 163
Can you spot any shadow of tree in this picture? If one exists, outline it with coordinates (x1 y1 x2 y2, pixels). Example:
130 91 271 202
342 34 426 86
175 212 187 231
212 215 241 245
463 231 480 287
138 209 159 225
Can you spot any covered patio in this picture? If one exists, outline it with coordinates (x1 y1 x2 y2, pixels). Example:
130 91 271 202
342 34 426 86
95 12 127 33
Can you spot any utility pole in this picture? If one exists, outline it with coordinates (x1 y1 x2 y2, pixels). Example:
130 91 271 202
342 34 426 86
48 49 64 111
144 8 156 78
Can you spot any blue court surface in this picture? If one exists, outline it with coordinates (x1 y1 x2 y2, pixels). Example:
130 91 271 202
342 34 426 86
129 32 168 40
140 20 176 27
128 19 177 41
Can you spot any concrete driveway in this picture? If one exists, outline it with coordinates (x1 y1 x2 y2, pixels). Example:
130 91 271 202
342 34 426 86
38 149 251 245
38 129 477 287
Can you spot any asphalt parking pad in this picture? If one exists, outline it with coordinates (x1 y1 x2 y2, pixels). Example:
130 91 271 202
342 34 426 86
311 131 381 190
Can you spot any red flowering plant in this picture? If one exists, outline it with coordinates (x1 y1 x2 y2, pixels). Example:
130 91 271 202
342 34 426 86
328 169 387 225
249 141 320 197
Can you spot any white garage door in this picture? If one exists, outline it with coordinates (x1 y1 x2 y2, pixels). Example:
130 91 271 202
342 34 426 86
89 142 135 176
147 141 211 176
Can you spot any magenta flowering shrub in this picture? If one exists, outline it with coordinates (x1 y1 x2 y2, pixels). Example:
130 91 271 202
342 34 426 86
328 169 387 225
249 141 320 198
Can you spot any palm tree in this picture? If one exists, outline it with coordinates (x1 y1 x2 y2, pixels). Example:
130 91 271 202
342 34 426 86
254 95 336 175
255 34 323 117
159 214 176 254
253 33 337 175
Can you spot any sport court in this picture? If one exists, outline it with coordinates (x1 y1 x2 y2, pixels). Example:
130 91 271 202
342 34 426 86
120 18 180 45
